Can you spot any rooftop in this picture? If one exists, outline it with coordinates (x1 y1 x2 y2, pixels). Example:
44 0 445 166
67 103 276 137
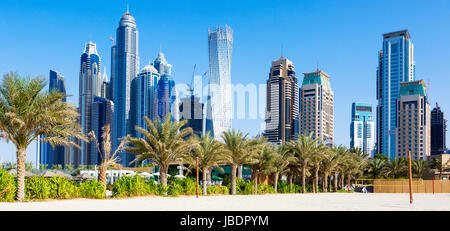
383 30 410 39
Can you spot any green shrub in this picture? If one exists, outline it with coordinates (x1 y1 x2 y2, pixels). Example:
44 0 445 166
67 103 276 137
257 184 275 194
79 180 105 199
25 176 51 200
207 185 229 195
47 176 79 199
277 180 302 193
112 175 152 197
0 168 16 202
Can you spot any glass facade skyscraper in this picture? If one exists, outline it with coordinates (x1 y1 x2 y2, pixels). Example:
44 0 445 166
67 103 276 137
431 103 447 155
79 42 102 165
131 64 160 138
90 96 114 165
112 10 139 167
376 30 415 159
153 51 176 122
350 102 375 156
206 25 233 138
39 70 67 167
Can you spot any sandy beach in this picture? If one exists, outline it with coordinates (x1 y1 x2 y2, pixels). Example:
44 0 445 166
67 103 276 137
0 193 449 211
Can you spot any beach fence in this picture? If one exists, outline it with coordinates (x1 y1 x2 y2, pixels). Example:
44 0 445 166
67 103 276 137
357 179 450 193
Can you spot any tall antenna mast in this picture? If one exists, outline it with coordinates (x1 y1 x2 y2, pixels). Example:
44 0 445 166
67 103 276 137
110 37 114 46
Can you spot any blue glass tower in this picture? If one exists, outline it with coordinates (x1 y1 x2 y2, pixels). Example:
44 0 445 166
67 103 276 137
112 10 139 167
376 30 415 159
91 96 114 165
39 70 67 167
153 52 175 121
131 64 160 138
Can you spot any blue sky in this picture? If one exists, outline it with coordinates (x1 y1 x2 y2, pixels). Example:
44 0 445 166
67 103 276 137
0 0 449 163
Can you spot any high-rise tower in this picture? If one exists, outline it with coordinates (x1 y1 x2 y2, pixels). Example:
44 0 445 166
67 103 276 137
39 70 67 167
130 64 160 138
153 51 175 121
350 102 375 156
206 25 233 138
79 42 102 165
431 103 447 155
112 9 139 167
299 70 334 146
376 30 415 159
396 80 430 160
264 56 299 144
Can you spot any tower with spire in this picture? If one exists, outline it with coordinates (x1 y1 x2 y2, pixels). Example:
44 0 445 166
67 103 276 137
112 8 140 167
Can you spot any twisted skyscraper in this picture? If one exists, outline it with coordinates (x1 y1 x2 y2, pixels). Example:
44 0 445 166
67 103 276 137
206 25 233 138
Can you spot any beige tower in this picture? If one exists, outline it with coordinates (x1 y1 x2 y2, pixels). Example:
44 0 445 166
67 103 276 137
396 80 431 160
264 56 299 144
299 70 334 146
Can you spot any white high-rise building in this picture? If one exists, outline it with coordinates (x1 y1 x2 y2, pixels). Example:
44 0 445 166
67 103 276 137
206 25 233 138
350 102 375 157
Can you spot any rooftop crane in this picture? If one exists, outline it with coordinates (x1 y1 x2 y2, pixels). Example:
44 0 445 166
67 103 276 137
187 64 207 97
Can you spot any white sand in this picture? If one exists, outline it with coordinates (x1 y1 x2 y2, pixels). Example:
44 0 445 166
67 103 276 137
1 193 449 211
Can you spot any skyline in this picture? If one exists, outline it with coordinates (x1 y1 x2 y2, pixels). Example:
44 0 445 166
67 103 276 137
1 0 450 163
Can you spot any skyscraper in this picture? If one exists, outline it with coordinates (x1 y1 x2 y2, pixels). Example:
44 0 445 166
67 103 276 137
264 56 299 144
396 80 430 160
179 95 204 137
79 42 102 165
112 10 139 167
39 70 67 167
350 102 375 156
101 67 112 100
153 51 176 121
299 70 334 146
206 25 233 138
377 30 415 159
431 103 447 155
90 96 114 165
131 64 160 138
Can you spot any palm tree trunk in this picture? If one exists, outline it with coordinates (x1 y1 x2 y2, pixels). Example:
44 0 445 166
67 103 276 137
274 172 279 193
323 172 328 193
254 171 258 195
340 172 345 189
99 165 107 190
314 165 320 193
302 160 307 193
288 174 293 193
333 173 338 192
329 175 332 192
16 148 26 202
202 167 208 195
312 179 316 193
160 165 168 195
238 165 243 179
231 164 237 195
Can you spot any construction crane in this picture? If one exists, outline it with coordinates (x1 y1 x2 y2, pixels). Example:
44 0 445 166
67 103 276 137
187 64 207 97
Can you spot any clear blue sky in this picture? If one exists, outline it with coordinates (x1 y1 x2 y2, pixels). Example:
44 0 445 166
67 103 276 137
1 0 449 164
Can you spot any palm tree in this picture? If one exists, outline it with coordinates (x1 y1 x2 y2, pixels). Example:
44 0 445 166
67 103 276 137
386 158 407 179
126 114 194 190
412 159 427 179
310 144 328 193
88 124 129 190
367 158 388 179
330 146 347 192
272 144 292 193
321 148 340 192
184 132 227 195
221 130 258 195
0 72 86 201
287 134 321 193
248 140 277 195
